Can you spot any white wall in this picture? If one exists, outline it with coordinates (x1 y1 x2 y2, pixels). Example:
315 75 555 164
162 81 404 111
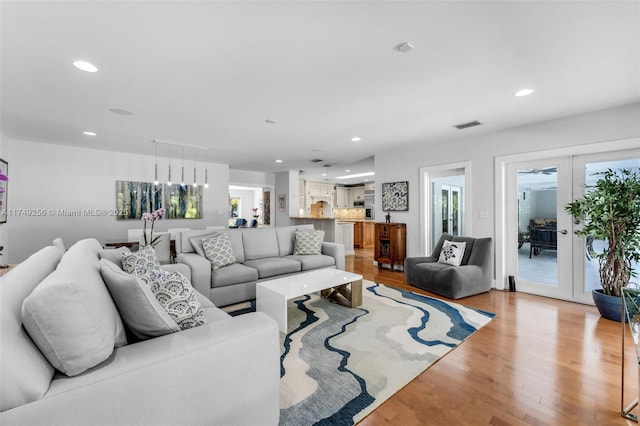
375 103 640 257
229 169 275 187
5 139 229 263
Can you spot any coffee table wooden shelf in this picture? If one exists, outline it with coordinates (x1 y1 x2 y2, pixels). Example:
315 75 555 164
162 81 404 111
256 269 363 333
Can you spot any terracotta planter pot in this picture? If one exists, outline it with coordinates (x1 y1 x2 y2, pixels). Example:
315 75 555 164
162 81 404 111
592 289 626 322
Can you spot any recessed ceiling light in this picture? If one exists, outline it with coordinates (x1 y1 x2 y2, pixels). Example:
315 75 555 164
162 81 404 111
275 159 283 163
83 131 97 136
514 89 534 97
351 137 361 142
73 60 98 73
109 108 133 116
345 169 351 172
395 42 414 53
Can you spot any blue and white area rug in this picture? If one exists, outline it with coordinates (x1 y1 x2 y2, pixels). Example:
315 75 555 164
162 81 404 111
230 281 495 425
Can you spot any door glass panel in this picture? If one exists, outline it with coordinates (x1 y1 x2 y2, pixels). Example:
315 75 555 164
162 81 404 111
582 159 640 292
431 176 465 248
517 166 558 286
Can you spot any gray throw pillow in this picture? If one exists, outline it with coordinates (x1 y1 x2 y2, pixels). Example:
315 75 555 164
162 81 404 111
99 259 180 340
202 234 236 270
294 230 322 255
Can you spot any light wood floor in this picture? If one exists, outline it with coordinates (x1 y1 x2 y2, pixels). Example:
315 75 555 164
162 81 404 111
346 249 637 426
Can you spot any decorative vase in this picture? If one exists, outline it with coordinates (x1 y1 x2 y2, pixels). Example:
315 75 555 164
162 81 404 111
592 288 626 322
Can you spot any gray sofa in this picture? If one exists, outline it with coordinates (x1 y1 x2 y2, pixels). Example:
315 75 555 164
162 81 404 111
404 233 493 299
1 238 280 425
176 225 346 307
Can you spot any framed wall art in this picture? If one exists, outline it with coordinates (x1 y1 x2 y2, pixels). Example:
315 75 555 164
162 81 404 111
381 181 409 211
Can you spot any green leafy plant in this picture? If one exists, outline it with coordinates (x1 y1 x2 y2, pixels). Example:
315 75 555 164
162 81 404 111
565 169 640 297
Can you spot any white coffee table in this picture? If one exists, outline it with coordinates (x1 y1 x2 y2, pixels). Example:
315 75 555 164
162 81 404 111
256 269 363 333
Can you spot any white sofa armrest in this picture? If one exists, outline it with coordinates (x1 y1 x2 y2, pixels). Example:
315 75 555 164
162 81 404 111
1 313 280 426
322 242 345 270
176 252 211 297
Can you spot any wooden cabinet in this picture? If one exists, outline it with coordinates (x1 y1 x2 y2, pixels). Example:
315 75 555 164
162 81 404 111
353 221 374 249
374 222 406 269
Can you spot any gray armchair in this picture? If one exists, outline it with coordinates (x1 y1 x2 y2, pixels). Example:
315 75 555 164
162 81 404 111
404 233 493 299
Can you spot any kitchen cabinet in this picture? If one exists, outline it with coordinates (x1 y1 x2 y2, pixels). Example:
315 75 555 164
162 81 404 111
347 186 365 207
334 187 349 208
353 221 374 249
374 222 406 270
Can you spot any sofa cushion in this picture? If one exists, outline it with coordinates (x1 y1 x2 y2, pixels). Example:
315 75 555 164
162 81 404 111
210 263 260 288
242 228 280 260
21 240 128 377
285 254 336 271
139 270 206 330
243 257 301 279
121 245 162 276
438 240 466 266
203 234 236 270
275 226 298 257
294 230 322 255
0 245 63 412
98 246 131 270
452 236 476 265
99 259 180 339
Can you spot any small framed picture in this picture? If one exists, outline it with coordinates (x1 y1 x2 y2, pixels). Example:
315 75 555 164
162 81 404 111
278 194 286 212
381 181 409 211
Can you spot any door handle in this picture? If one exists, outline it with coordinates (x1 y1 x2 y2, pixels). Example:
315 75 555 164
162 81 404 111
557 229 568 235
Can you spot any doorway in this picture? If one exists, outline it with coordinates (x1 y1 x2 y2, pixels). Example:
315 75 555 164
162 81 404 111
503 149 639 303
420 162 471 256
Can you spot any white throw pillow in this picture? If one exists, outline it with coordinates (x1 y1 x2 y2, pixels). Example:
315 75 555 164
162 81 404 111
438 240 467 266
139 270 206 330
99 259 180 340
294 230 322 255
202 234 236 270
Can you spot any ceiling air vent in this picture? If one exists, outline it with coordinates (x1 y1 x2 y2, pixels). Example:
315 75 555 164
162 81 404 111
453 120 482 130
310 158 324 163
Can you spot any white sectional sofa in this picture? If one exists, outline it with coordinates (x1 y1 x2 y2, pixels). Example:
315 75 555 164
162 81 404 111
176 225 346 307
0 238 280 425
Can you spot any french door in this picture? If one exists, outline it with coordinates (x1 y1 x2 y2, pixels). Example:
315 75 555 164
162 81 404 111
507 157 573 300
507 150 640 303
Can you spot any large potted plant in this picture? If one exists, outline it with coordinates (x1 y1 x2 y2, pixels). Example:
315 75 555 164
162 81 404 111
565 168 640 321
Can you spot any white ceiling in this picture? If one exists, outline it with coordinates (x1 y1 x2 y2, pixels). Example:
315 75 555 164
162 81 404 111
1 1 638 184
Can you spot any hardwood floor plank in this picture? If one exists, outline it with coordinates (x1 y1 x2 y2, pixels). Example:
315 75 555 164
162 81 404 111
346 248 636 425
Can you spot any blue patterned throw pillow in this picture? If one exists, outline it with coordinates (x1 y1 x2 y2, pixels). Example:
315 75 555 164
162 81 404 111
438 240 466 266
139 270 206 330
121 245 162 276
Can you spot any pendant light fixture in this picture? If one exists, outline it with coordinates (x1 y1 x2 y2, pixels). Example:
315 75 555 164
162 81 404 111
192 148 198 188
167 144 173 187
204 149 209 189
180 146 185 187
153 141 159 186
